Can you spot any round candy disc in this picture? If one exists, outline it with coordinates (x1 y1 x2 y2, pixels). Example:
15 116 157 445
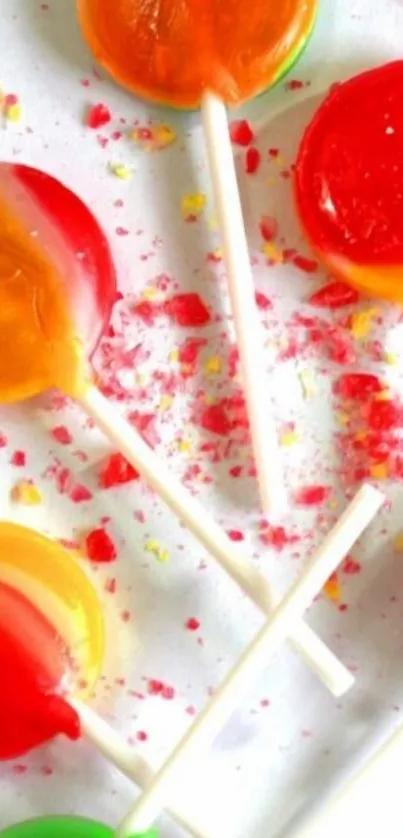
78 0 318 109
0 523 104 759
0 819 157 838
295 61 403 303
0 163 116 403
0 818 112 838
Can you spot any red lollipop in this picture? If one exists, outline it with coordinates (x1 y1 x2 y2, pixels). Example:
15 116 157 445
0 581 80 759
295 61 403 302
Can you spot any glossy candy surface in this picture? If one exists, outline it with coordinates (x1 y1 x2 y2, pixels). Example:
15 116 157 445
78 0 318 109
0 523 104 759
0 163 116 402
295 61 403 303
0 819 158 838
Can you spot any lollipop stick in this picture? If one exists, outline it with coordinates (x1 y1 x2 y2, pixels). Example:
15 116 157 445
81 384 361 696
290 723 403 837
115 486 381 836
201 91 284 517
70 700 210 838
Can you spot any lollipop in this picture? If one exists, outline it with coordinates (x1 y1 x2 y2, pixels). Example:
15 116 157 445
0 162 352 699
0 523 209 838
0 522 104 759
295 60 403 303
0 818 156 838
78 0 319 517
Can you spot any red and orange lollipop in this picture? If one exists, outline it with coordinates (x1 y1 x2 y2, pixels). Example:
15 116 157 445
295 61 403 303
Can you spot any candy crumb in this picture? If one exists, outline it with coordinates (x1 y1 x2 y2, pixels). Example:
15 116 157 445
11 480 42 505
110 163 132 180
99 452 139 489
85 528 117 563
229 119 254 146
86 103 112 129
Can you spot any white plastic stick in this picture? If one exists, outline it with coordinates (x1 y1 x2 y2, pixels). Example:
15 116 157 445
201 90 285 518
290 723 403 838
70 699 210 838
116 486 382 836
81 384 360 697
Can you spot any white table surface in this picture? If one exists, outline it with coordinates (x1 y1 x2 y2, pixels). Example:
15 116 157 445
1 1 403 836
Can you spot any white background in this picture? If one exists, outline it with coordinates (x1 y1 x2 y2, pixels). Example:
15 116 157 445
1 1 403 836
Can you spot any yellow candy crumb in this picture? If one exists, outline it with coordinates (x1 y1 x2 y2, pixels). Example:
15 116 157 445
5 103 21 122
393 533 403 552
110 163 132 180
262 242 284 262
336 412 350 427
385 351 399 366
204 356 222 374
298 368 317 399
11 480 42 505
181 193 206 217
144 539 170 563
154 123 176 148
324 572 341 602
178 437 192 453
169 348 179 363
142 287 160 300
280 430 299 447
159 394 173 411
350 308 378 340
370 462 389 480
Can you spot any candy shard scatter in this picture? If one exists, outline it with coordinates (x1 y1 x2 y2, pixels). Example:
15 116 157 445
0 163 116 402
295 61 403 302
78 0 318 109
0 523 104 759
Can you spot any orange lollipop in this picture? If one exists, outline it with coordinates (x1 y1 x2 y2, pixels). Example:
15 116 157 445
78 0 317 109
78 0 318 516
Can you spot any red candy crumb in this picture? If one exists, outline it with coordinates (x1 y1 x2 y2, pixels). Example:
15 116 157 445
11 450 26 466
136 731 148 742
245 147 261 174
259 215 278 242
286 79 304 91
161 685 176 700
69 483 93 503
51 426 72 445
295 485 331 506
0 433 7 447
255 291 272 310
334 373 383 401
148 679 164 695
85 528 117 563
227 530 244 542
86 103 112 129
186 617 200 631
164 293 211 327
367 399 403 431
343 557 361 575
293 255 319 274
308 282 360 309
229 119 254 146
99 452 139 489
200 403 231 436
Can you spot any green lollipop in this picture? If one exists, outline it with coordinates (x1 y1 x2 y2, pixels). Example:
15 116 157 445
0 817 158 838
